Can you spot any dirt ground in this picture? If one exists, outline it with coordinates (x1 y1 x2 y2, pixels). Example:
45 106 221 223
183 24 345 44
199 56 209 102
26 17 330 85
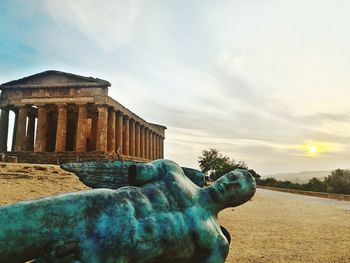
1 162 349 262
0 162 89 205
220 189 350 263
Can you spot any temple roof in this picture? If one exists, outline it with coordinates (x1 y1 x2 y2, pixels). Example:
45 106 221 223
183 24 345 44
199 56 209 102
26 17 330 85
0 70 111 90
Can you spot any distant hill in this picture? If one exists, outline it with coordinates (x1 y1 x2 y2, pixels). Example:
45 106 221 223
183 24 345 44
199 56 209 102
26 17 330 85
263 170 336 184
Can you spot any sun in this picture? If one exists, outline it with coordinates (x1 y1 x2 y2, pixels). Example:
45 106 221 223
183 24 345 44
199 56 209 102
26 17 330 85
307 145 318 154
299 141 341 156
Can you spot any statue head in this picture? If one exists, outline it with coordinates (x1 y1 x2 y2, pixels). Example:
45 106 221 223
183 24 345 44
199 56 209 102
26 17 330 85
209 169 256 208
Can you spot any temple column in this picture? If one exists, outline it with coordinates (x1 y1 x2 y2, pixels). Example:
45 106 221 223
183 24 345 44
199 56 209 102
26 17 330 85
55 104 67 152
145 128 149 159
0 108 9 152
154 133 157 159
159 136 163 159
116 111 123 154
160 136 164 158
150 130 154 160
149 130 153 160
157 134 160 159
153 133 157 159
123 116 130 156
158 135 162 159
129 119 135 157
34 106 47 152
96 105 108 152
157 135 160 159
150 132 154 160
140 125 145 158
89 112 98 151
135 122 140 157
107 108 116 152
153 133 157 160
14 106 30 152
75 104 87 152
26 113 36 151
159 136 162 159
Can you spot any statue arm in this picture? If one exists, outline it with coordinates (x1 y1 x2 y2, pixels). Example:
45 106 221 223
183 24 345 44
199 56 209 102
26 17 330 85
128 159 185 187
128 163 160 186
62 160 204 189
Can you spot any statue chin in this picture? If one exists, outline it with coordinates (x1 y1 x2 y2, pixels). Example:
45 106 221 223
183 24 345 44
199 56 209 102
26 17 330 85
220 225 231 244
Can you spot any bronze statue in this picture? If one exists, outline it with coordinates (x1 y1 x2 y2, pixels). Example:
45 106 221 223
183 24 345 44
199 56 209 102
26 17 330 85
0 159 256 262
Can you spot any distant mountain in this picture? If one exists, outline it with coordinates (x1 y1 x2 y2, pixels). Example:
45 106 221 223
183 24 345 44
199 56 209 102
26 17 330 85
263 170 336 184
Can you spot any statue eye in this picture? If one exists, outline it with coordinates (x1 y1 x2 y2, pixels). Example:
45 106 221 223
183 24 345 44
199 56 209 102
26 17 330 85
228 174 237 181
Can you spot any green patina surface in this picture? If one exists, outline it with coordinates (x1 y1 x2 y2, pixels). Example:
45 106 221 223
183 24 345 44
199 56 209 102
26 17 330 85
0 159 256 262
60 160 206 189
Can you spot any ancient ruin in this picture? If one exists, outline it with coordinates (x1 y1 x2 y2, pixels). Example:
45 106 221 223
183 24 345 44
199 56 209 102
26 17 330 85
0 70 166 163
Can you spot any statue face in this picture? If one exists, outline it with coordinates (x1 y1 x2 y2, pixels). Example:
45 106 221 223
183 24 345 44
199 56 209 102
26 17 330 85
211 169 256 207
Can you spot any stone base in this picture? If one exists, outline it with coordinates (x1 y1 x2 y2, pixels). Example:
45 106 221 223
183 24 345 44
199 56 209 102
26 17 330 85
2 151 152 165
6 156 18 163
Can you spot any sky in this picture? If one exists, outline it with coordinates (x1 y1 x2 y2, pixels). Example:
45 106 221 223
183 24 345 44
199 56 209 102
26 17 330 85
1 0 350 175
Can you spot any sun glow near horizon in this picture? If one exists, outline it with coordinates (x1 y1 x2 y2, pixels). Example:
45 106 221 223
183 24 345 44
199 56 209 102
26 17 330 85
296 141 343 157
307 145 318 154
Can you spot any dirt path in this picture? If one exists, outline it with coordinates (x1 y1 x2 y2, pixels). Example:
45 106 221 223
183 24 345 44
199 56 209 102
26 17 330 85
220 189 350 263
1 163 349 262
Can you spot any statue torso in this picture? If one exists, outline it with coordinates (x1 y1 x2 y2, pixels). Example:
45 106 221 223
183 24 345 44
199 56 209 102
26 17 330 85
83 178 228 262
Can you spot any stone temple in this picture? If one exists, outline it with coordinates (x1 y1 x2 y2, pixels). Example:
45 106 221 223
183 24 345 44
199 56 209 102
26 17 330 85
0 70 166 164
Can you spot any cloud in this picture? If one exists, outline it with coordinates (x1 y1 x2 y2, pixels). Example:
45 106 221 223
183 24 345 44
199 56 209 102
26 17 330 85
2 0 350 174
45 0 142 51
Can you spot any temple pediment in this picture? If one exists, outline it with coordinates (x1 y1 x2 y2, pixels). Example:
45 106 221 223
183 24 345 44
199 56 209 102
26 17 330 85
0 70 111 89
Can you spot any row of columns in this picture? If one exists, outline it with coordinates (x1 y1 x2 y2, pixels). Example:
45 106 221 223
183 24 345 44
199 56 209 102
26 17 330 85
113 110 164 160
0 104 165 161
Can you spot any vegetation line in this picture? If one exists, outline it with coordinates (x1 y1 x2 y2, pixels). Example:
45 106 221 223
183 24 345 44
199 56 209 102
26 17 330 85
258 185 350 201
198 149 350 196
257 169 350 195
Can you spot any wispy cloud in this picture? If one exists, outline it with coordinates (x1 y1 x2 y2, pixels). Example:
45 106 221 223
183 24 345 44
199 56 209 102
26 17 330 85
45 0 142 52
1 0 350 174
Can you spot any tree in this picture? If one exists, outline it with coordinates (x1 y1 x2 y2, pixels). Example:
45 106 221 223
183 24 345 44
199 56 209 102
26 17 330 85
198 149 227 176
324 169 350 194
248 169 261 181
258 177 278 187
304 177 327 192
198 148 252 180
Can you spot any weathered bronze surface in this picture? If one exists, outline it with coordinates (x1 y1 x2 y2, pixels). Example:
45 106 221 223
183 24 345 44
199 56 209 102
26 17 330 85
0 159 256 262
61 160 206 188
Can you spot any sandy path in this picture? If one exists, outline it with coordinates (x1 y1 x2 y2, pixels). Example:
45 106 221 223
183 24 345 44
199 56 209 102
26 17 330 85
1 163 349 262
221 189 350 263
